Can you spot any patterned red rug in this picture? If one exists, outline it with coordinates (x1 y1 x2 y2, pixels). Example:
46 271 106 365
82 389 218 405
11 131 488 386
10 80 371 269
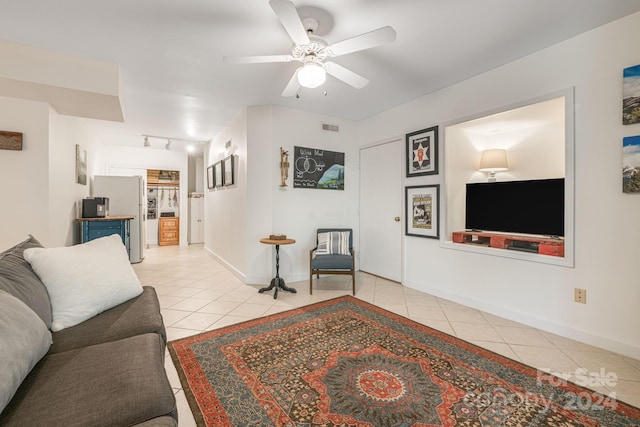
168 296 640 426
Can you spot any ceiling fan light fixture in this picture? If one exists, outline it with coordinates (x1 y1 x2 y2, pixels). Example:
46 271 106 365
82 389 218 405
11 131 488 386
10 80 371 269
297 62 326 88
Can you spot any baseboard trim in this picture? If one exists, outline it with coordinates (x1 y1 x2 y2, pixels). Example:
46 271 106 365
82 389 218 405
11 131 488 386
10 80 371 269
403 279 640 360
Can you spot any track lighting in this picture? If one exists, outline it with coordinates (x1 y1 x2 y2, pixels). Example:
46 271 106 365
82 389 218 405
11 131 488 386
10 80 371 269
142 135 207 152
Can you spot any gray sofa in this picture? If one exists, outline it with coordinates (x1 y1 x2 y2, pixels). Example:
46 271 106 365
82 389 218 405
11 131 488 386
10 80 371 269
0 236 177 427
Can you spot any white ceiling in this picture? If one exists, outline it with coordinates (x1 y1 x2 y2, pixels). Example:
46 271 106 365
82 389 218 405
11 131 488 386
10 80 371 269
1 0 639 149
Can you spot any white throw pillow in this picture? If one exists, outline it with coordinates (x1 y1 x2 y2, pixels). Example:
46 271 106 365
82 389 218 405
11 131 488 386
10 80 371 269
315 231 351 256
0 290 52 412
23 234 143 332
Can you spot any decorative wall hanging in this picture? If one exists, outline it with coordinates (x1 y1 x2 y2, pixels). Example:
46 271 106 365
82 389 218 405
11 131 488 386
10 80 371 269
405 184 439 239
280 147 290 187
0 130 23 150
623 64 640 125
207 165 214 189
223 155 235 186
214 161 223 187
406 126 438 177
75 144 87 185
293 146 345 190
623 135 640 193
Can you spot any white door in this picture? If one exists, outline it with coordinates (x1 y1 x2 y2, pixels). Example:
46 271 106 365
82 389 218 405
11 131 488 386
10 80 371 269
189 197 204 243
359 139 403 282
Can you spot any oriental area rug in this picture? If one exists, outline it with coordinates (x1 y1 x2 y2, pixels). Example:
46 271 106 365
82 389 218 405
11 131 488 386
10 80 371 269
168 296 640 426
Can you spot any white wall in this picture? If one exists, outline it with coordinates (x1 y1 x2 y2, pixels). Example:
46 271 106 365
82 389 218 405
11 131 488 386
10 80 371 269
205 109 249 277
48 112 95 246
357 12 640 358
204 105 359 285
0 97 95 249
0 96 51 248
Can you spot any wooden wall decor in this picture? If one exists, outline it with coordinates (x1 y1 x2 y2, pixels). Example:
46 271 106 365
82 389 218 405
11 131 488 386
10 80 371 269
0 131 23 150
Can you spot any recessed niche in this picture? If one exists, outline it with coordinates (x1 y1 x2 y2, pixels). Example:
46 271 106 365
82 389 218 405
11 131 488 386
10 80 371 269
441 88 575 267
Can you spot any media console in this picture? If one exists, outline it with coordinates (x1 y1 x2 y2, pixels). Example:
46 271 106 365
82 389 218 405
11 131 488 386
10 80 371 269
452 230 564 257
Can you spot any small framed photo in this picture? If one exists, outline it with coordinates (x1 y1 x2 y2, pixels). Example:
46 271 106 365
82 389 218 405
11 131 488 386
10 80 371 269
223 155 234 186
405 185 439 239
406 126 438 177
207 165 214 189
214 161 224 187
76 144 87 185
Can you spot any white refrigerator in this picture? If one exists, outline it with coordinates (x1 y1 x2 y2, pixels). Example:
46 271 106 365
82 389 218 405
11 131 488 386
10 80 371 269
93 175 146 263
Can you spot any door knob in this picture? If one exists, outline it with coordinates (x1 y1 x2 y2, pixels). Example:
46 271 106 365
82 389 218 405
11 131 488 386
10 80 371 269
394 216 400 222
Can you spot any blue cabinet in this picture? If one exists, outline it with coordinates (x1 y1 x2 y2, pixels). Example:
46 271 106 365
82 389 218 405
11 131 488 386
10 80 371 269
79 216 133 259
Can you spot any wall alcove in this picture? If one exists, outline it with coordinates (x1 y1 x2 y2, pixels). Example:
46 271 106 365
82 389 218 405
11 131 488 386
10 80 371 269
441 88 575 267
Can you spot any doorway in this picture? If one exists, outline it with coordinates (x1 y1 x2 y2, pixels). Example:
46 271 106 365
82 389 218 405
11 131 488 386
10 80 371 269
359 138 403 282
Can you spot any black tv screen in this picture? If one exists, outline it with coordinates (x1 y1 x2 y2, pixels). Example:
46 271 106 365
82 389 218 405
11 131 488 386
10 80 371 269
465 178 565 237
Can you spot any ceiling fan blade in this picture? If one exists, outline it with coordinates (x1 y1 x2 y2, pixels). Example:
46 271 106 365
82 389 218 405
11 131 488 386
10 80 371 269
269 0 310 46
223 55 293 64
281 68 301 97
328 26 396 57
325 62 369 89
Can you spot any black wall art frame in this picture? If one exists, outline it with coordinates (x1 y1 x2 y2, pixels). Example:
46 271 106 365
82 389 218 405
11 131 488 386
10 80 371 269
406 126 438 177
223 155 235 186
293 146 345 190
214 161 223 187
405 184 440 239
207 165 214 189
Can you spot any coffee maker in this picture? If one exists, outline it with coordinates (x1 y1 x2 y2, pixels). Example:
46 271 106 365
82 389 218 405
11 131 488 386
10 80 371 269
82 197 109 218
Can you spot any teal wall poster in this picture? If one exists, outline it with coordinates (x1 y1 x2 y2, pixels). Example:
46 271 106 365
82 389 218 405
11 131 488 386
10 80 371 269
293 146 345 190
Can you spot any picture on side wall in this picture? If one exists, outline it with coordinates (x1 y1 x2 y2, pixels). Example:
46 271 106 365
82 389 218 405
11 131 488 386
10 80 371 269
75 144 87 185
293 146 345 190
623 135 640 193
405 185 439 239
214 161 224 187
406 126 438 177
623 64 640 125
223 155 235 186
207 165 214 189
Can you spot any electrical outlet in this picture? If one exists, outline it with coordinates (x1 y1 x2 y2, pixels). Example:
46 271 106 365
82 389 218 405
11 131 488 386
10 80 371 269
574 288 586 304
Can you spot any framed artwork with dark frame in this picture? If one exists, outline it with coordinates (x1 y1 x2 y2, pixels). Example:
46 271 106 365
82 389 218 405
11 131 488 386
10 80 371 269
223 155 235 186
207 165 214 189
406 126 438 177
405 184 439 239
214 161 224 187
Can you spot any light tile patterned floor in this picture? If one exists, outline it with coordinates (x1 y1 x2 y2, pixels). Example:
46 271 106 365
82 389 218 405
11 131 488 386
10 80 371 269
134 244 640 426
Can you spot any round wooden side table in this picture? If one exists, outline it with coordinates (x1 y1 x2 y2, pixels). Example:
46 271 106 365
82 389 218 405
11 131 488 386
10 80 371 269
258 237 296 299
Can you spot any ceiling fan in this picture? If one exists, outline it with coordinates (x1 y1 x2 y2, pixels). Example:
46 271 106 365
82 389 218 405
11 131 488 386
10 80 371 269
223 0 396 97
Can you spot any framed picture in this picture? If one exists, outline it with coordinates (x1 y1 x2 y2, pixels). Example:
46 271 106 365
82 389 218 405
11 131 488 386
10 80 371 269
75 144 87 185
405 185 439 239
223 155 234 186
207 165 214 189
214 161 224 187
406 126 438 177
623 64 640 125
293 146 345 190
623 135 640 193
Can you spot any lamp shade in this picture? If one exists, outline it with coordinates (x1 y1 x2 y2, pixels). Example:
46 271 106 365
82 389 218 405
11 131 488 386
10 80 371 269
479 149 509 172
297 62 326 88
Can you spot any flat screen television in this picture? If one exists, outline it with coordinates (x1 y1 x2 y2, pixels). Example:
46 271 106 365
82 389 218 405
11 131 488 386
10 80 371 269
465 178 565 237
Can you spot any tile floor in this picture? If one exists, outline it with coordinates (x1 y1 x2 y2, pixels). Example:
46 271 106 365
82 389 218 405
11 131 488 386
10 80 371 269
134 244 640 426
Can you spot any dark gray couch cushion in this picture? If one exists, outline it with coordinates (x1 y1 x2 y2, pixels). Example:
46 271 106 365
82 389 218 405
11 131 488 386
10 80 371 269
49 286 166 354
0 236 52 328
311 253 354 270
0 333 176 427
